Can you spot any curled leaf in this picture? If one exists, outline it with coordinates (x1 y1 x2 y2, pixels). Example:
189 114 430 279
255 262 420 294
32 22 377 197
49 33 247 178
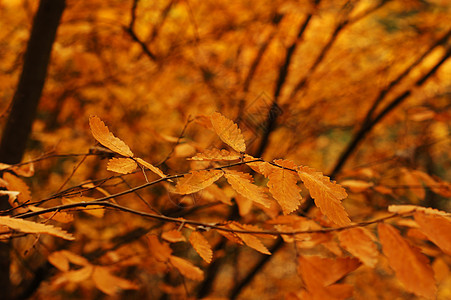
175 170 224 194
0 216 74 240
210 112 246 152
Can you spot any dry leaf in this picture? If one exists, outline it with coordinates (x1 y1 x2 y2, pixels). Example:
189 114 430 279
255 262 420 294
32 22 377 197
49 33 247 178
169 255 204 281
175 169 224 194
107 157 137 174
0 216 74 240
89 116 134 157
297 166 350 226
414 212 451 255
378 223 436 299
62 197 105 218
388 205 449 216
339 180 374 193
3 172 31 205
29 206 74 223
268 160 302 214
136 158 168 179
224 170 269 208
147 235 172 262
210 112 246 153
189 231 213 263
338 227 378 267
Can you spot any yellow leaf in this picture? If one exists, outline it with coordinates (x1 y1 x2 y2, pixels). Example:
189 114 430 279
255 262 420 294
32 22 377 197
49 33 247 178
175 170 224 194
297 166 350 226
48 251 70 272
92 266 138 295
169 255 204 281
339 180 374 193
136 158 168 179
189 231 213 263
414 212 451 255
162 229 186 243
268 160 302 214
228 222 271 255
89 116 134 157
378 223 436 299
0 216 74 240
338 228 378 267
224 170 269 208
190 148 241 161
107 157 137 174
210 112 246 152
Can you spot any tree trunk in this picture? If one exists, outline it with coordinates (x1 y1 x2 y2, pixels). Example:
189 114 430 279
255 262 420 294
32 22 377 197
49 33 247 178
0 0 65 298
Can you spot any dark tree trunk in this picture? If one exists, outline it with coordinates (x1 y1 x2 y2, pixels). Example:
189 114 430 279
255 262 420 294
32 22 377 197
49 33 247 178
0 1 65 299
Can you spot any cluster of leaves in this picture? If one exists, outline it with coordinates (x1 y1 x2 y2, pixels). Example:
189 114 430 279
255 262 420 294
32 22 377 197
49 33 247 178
1 113 450 299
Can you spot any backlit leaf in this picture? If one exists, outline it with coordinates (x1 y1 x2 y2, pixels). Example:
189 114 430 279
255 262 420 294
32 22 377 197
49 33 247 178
175 169 224 194
224 170 269 207
228 222 271 255
3 172 31 205
162 229 186 243
297 166 350 226
89 116 134 157
210 112 246 153
0 216 74 240
29 206 74 223
136 158 168 179
169 255 204 281
378 223 436 299
388 205 449 216
189 231 213 263
107 157 137 174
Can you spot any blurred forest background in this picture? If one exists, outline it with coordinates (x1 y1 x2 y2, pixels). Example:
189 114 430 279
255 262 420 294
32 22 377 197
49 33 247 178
0 0 450 299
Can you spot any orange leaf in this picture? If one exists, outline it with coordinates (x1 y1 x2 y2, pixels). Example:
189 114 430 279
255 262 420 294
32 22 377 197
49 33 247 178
297 166 350 226
147 235 172 262
338 227 378 267
28 206 74 223
189 231 213 263
92 266 138 295
414 212 451 255
175 169 224 194
228 223 271 255
169 255 204 281
190 148 241 161
107 158 137 174
378 223 436 299
162 229 186 243
48 251 70 272
0 216 74 240
136 158 168 179
298 255 361 289
89 116 134 157
268 160 302 214
339 180 374 193
62 197 105 218
224 170 269 208
210 112 246 152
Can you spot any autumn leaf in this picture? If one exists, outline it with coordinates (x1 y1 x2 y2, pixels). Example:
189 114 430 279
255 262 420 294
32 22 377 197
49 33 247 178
147 235 172 262
162 229 186 243
298 255 361 289
175 169 224 194
48 250 90 272
62 197 105 218
190 148 241 161
228 222 271 255
3 172 31 205
297 166 350 226
339 179 374 193
92 266 138 295
414 212 451 255
338 227 378 267
388 205 450 216
89 115 134 157
29 206 74 223
378 223 436 299
169 255 204 281
210 112 246 153
107 157 137 174
0 216 74 240
189 231 213 263
268 160 302 214
224 170 269 208
136 158 168 179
